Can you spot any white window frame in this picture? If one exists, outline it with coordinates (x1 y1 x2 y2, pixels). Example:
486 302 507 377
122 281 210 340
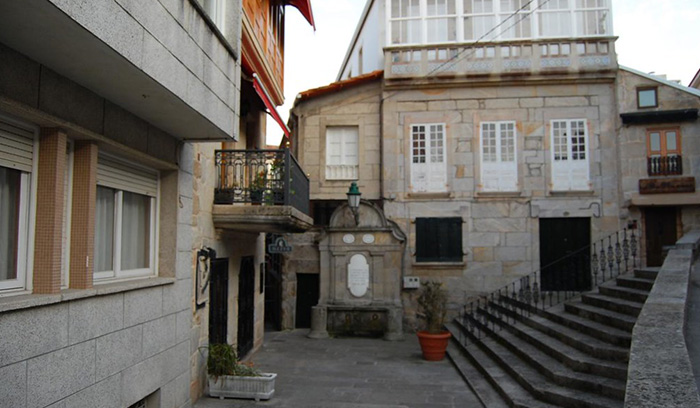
325 126 359 180
550 119 590 191
94 155 159 282
410 123 447 192
0 114 38 293
386 0 611 45
480 121 518 192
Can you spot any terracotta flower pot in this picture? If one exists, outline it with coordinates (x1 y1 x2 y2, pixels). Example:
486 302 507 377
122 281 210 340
416 330 452 361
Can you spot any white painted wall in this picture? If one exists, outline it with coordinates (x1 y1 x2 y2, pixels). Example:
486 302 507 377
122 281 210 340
338 0 386 80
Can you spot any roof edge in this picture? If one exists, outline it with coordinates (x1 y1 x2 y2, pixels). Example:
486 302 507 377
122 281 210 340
336 0 375 82
620 65 700 99
296 70 383 105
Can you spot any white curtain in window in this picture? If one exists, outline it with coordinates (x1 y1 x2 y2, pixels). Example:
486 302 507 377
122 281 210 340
121 192 150 270
0 167 20 281
94 186 115 273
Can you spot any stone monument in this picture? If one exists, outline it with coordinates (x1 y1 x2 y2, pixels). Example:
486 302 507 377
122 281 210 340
308 200 406 340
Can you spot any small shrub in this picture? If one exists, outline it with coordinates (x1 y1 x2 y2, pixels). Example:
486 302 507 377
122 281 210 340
417 281 448 334
205 343 260 379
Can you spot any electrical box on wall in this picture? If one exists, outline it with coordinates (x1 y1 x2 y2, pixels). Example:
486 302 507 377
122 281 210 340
403 276 420 289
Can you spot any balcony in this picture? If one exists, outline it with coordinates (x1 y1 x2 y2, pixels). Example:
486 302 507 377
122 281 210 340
212 149 313 233
384 38 617 83
648 155 682 177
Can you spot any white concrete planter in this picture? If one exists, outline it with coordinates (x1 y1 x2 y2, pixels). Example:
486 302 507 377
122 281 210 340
208 373 276 401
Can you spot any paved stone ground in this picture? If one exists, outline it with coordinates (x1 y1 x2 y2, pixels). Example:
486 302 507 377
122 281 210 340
193 330 482 408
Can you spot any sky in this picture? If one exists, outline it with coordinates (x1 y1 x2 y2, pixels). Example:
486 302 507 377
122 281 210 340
268 0 700 144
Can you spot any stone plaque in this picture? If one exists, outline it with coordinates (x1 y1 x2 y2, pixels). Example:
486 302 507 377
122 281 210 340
362 234 375 244
347 254 369 298
343 234 355 244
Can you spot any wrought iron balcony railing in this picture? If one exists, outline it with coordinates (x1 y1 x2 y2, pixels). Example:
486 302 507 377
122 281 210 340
648 155 682 176
458 227 640 345
214 149 309 216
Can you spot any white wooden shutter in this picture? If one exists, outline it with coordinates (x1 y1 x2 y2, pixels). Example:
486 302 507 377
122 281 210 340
550 119 590 191
481 121 518 191
97 155 158 197
0 119 34 173
325 127 359 180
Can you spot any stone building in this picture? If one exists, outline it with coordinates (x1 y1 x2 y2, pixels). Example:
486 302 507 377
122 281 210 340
286 0 700 335
0 1 240 407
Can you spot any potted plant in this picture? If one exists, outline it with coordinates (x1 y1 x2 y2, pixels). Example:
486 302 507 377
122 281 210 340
205 343 276 401
249 170 266 204
416 280 451 361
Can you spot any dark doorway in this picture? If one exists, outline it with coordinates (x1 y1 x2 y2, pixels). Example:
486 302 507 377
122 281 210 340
540 218 591 291
265 234 283 331
237 256 255 357
208 258 229 345
295 273 319 329
645 207 678 267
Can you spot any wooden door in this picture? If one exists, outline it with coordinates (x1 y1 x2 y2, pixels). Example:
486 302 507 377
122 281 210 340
645 207 677 267
540 218 591 291
208 258 228 345
237 256 255 357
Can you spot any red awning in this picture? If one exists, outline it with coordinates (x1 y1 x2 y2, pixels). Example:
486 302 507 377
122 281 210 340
286 0 315 29
253 73 291 139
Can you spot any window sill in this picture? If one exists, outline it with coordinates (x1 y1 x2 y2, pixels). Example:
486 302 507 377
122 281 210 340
548 190 595 197
0 277 175 314
412 261 466 269
476 191 523 198
406 192 453 200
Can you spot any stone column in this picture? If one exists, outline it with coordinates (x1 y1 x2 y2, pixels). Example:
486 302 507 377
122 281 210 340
384 307 404 341
307 305 329 339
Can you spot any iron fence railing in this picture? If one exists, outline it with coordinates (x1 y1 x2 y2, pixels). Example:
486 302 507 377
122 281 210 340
458 227 640 344
214 149 309 216
648 155 682 176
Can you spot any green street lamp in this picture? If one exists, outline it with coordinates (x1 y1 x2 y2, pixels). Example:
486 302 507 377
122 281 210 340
346 182 361 226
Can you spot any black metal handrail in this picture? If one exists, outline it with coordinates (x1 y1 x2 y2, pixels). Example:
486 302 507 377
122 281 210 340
648 155 682 176
214 149 310 215
459 226 640 344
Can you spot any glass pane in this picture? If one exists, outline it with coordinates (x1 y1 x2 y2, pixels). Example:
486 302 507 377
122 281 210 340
649 132 661 152
638 89 657 108
0 167 21 281
121 192 151 270
666 132 678 151
95 186 115 273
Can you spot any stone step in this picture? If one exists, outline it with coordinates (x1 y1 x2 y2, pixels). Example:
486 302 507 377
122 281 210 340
452 320 624 408
491 302 630 362
464 313 627 399
564 301 637 332
634 267 660 280
502 296 633 348
598 283 650 303
479 305 628 380
581 292 644 317
445 340 510 408
446 324 562 408
615 276 655 291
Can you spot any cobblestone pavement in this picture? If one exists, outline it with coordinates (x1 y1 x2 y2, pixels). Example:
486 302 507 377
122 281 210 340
193 330 482 408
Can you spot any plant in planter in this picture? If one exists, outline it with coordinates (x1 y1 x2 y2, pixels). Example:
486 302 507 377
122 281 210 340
416 280 451 361
249 170 266 204
205 343 276 401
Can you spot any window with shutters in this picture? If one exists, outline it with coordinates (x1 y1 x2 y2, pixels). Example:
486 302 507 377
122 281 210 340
550 119 590 191
0 117 35 291
480 121 518 192
325 126 359 180
415 217 463 262
411 123 446 192
94 155 158 281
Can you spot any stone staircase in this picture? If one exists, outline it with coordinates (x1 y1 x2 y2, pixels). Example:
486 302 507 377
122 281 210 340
448 268 658 408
